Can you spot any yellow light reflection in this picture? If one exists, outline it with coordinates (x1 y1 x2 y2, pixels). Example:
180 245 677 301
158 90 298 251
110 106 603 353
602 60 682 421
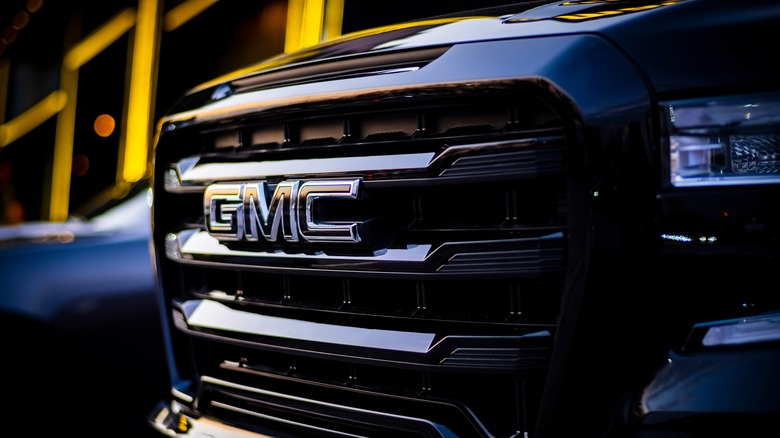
122 0 160 183
0 90 67 148
63 8 136 71
555 0 682 21
163 0 219 32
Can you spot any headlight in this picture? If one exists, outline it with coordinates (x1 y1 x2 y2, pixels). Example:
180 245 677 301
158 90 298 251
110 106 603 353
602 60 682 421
665 93 780 187
697 312 780 348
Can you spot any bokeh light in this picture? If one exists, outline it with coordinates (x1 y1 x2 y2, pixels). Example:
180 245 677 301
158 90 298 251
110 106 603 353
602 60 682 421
72 153 89 176
12 11 30 30
94 113 116 137
25 0 44 14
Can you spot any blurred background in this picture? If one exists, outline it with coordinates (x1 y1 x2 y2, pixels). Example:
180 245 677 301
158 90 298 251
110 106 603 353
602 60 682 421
0 0 505 225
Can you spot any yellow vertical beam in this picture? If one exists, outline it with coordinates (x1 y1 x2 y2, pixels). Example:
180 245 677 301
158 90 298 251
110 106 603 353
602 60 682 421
46 13 82 222
286 0 342 52
323 0 343 42
122 0 161 183
285 0 305 53
49 68 78 221
300 0 325 48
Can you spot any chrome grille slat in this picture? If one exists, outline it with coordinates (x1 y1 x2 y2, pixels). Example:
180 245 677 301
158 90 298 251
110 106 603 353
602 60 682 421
170 230 565 275
165 136 564 192
199 375 484 437
173 301 552 372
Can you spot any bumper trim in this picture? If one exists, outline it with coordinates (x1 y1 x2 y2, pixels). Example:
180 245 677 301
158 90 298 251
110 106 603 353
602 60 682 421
149 401 272 438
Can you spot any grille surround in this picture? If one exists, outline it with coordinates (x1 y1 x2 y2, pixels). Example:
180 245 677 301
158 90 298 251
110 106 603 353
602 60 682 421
154 81 573 437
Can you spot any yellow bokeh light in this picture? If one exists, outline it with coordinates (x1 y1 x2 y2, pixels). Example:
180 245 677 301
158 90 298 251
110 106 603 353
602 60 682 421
12 11 30 30
25 0 43 14
94 113 115 137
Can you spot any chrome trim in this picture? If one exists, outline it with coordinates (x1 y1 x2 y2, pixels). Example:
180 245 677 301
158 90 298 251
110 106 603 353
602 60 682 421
150 378 463 437
150 401 271 438
171 228 433 261
204 179 362 244
168 229 564 274
181 299 436 353
169 138 555 190
199 376 456 436
164 157 202 193
430 137 555 170
210 400 364 437
298 179 361 242
171 387 193 403
177 153 435 187
373 66 421 75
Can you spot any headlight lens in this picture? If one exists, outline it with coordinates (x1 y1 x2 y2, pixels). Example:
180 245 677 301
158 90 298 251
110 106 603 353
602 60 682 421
665 94 780 187
699 312 780 348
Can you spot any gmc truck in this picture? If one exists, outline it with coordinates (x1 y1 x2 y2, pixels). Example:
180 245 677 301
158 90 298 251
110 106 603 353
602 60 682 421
147 1 780 436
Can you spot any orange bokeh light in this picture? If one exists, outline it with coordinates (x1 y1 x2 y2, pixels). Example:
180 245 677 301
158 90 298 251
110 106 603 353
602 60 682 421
94 114 116 137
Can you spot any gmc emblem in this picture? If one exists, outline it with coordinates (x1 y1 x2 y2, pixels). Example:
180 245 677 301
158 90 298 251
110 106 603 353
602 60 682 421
204 179 361 243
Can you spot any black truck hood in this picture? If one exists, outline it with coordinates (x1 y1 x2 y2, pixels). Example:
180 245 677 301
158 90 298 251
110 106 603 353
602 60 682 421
170 0 780 114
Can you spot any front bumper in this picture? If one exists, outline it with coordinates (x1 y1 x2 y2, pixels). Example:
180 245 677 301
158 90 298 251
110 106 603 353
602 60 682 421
149 401 271 438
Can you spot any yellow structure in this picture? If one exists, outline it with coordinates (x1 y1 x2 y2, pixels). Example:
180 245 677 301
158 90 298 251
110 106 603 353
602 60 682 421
0 0 344 221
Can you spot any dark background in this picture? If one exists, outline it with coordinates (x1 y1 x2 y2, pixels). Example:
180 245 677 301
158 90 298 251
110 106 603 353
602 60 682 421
0 0 290 222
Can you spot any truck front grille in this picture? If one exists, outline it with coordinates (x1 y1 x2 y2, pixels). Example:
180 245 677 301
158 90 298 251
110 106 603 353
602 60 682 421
154 83 570 437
